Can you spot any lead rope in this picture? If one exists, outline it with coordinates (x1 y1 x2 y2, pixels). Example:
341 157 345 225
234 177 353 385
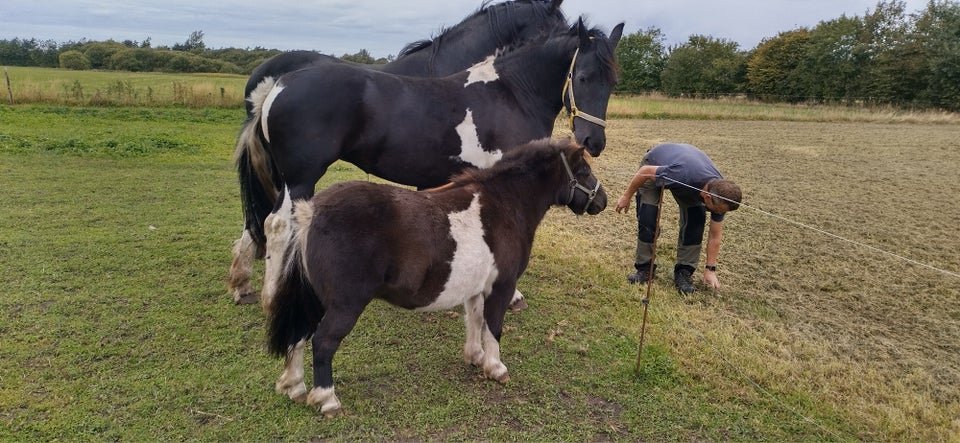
634 182 665 374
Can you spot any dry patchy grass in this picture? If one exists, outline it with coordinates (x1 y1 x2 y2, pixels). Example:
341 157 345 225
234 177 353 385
547 118 960 440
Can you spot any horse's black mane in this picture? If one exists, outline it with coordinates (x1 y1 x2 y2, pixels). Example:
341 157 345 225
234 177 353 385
397 0 568 59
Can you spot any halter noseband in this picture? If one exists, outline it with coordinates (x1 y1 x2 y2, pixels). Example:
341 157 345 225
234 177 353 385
561 47 608 132
559 152 600 210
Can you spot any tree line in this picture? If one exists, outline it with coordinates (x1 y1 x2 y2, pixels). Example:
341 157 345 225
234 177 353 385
0 30 393 76
616 0 960 111
1 1 957 111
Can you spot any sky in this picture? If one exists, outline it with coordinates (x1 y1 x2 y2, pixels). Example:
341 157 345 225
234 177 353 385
1 0 930 58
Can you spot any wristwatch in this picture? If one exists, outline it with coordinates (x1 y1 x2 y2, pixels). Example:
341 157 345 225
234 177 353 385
704 265 717 272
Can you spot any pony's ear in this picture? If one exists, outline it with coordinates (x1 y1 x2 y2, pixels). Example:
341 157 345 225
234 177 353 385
610 22 624 48
550 0 563 12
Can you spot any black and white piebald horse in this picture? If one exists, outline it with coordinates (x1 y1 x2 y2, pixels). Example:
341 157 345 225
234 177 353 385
229 0 570 304
239 19 623 313
266 137 607 416
241 0 568 117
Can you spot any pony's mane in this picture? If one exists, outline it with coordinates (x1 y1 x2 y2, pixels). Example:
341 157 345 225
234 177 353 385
449 138 579 186
396 0 568 59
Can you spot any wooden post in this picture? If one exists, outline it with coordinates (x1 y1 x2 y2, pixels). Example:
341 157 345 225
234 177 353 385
4 67 12 105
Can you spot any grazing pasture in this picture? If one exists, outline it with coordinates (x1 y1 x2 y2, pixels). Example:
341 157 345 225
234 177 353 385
1 100 958 441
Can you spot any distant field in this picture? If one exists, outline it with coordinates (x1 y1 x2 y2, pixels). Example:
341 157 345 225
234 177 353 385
6 66 960 124
2 66 247 107
1 76 959 440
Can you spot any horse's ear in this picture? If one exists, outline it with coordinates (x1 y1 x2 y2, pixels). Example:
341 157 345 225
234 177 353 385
577 17 590 47
550 0 563 12
609 22 625 48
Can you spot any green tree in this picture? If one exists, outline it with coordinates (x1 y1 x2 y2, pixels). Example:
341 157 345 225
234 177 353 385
858 0 912 102
82 41 128 69
747 29 812 102
614 27 666 93
340 49 376 64
913 0 960 110
58 50 91 70
800 17 864 102
661 35 746 96
173 30 206 53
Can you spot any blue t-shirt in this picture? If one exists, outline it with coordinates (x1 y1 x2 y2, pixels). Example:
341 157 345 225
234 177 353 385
644 143 725 222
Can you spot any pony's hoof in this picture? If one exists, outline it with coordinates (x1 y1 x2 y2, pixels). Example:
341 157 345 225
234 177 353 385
509 298 528 312
307 386 341 417
234 292 259 305
484 364 510 383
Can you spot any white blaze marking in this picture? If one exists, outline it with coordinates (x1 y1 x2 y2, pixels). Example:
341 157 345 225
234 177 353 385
416 194 498 312
464 54 499 86
454 109 502 168
260 83 285 144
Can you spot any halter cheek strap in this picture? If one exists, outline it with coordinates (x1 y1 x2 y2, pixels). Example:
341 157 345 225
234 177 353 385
561 47 608 132
559 152 600 210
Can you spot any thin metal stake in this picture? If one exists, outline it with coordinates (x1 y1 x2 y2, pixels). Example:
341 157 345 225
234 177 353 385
634 183 665 375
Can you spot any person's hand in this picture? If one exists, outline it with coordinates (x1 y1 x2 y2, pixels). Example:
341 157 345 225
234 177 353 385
615 195 631 213
703 269 721 291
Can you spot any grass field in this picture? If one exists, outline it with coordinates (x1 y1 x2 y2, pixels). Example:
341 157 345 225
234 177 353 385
1 81 959 440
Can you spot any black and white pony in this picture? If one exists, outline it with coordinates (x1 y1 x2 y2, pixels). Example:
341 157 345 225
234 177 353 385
229 0 571 304
266 137 607 416
239 19 623 313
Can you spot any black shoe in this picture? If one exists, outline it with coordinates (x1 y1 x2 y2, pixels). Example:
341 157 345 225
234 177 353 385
674 266 696 295
627 264 656 284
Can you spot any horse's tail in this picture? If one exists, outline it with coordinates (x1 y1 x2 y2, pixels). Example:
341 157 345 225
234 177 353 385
267 199 323 357
235 77 281 252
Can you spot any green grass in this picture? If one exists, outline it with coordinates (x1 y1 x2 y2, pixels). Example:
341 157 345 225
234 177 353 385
1 98 958 441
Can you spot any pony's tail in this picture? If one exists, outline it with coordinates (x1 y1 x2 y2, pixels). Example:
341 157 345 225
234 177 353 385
235 77 281 252
267 199 324 357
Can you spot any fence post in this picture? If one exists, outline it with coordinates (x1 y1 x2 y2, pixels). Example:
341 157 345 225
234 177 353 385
4 67 12 105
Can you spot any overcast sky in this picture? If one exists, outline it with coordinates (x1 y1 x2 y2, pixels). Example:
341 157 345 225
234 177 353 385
2 0 929 58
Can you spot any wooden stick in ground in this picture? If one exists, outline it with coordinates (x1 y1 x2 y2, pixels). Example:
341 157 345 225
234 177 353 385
4 67 12 105
634 183 665 374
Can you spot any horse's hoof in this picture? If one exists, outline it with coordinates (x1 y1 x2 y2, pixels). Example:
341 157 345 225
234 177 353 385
322 406 343 418
509 298 528 312
234 293 260 305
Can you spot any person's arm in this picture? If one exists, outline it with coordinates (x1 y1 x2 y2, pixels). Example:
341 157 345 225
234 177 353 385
703 219 723 289
615 164 659 213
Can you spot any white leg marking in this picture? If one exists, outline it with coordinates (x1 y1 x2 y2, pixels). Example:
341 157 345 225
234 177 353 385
481 324 509 382
261 187 294 312
275 339 308 403
463 295 485 366
307 386 342 417
259 83 285 144
454 109 503 169
228 228 257 303
464 54 499 86
511 289 524 305
416 194 498 312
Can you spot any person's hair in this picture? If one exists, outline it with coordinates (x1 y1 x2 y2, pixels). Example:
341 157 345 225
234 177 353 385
708 179 742 211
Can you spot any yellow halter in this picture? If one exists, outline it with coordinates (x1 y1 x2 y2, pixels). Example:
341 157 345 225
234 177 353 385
561 47 608 132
